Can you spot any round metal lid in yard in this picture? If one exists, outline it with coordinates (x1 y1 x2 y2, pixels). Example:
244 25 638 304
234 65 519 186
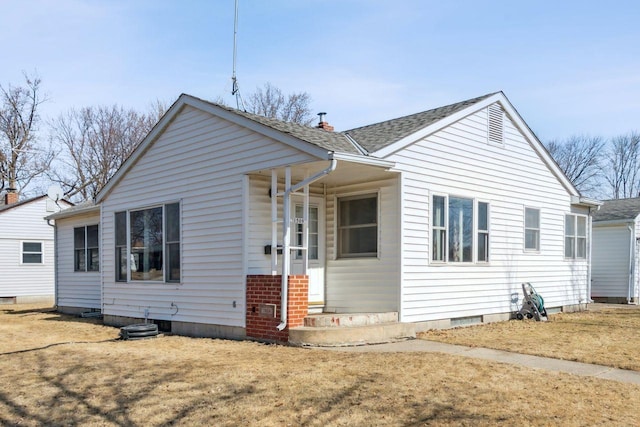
120 323 159 340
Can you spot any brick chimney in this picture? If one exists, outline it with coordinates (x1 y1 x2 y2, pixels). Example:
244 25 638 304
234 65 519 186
316 112 334 132
4 191 18 205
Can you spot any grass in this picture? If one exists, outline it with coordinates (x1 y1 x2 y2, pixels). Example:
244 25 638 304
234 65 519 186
0 304 639 426
419 305 640 371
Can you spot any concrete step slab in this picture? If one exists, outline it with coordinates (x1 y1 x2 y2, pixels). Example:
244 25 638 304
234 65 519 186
289 322 415 347
303 312 398 328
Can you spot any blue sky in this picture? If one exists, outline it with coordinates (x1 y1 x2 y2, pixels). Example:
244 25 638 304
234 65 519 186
2 0 640 142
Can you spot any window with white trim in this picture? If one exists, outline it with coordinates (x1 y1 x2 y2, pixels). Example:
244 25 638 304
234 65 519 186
74 225 99 272
431 195 490 263
565 214 587 259
338 194 377 258
22 242 43 264
524 207 540 251
115 203 181 282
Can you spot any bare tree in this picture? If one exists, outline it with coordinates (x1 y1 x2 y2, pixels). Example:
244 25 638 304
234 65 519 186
50 102 166 202
244 83 314 125
602 132 640 199
545 135 605 197
0 74 55 197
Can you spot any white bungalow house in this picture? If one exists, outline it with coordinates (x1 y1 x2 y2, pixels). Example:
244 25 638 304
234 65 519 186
0 193 72 304
48 91 600 344
591 198 640 304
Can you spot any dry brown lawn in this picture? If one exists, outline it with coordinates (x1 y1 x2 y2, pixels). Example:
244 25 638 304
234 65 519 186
1 304 639 426
419 305 640 371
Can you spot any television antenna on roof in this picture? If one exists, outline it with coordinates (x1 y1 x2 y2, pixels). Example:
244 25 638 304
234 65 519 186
231 0 246 111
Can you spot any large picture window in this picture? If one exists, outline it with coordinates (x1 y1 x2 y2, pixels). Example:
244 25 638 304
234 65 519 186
338 194 377 258
431 195 489 263
115 203 180 282
565 214 587 259
74 225 99 272
524 207 540 251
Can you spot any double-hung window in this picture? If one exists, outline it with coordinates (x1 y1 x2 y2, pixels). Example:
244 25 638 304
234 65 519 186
565 214 587 259
74 225 99 272
21 242 43 264
115 202 181 282
431 195 490 263
524 207 540 251
338 194 377 258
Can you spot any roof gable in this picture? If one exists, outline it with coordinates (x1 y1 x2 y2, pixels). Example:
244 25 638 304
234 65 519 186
346 91 578 197
344 93 496 153
0 195 73 214
593 198 640 222
96 94 360 202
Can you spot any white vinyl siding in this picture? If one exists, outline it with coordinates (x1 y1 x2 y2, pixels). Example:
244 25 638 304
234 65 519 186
55 211 102 310
391 104 588 323
0 198 66 299
101 106 316 327
324 178 399 313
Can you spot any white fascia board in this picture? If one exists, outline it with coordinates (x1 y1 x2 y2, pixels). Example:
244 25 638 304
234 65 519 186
45 204 100 221
570 195 603 208
593 219 635 227
331 152 396 169
96 94 330 202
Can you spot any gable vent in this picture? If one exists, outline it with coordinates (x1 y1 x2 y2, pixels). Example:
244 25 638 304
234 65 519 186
487 103 504 144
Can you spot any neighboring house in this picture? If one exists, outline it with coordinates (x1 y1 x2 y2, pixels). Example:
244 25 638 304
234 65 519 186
45 203 101 314
49 91 600 344
0 193 72 304
591 198 640 304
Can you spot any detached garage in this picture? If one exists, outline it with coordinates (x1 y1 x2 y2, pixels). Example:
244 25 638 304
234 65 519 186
591 198 640 304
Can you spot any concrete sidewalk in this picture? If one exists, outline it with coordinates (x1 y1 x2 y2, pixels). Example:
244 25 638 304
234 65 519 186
318 339 640 385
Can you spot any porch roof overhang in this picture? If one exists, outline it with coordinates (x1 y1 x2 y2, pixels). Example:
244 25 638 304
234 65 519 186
248 153 397 187
570 195 603 209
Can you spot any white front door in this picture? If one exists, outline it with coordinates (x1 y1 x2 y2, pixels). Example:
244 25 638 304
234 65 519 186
291 198 325 312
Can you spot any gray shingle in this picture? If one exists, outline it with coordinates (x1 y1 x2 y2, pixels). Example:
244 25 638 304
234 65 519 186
344 93 498 153
592 198 640 222
206 101 361 155
194 93 497 157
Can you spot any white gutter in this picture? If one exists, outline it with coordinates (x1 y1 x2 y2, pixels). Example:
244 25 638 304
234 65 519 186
331 152 395 169
586 214 594 303
276 159 337 331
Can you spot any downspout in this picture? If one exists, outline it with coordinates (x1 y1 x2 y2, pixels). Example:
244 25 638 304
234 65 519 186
47 219 58 308
586 213 594 303
628 223 635 304
277 158 337 331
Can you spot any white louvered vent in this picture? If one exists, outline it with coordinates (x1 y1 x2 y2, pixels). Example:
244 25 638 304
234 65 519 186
487 103 504 144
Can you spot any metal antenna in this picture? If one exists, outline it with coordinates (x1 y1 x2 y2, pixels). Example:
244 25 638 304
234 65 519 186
231 0 245 110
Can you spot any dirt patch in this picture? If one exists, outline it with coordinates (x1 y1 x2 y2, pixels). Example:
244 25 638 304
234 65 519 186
1 304 639 426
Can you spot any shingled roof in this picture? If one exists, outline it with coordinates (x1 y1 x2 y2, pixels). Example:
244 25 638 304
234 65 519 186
593 198 640 222
207 101 361 155
344 92 498 153
203 92 498 156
